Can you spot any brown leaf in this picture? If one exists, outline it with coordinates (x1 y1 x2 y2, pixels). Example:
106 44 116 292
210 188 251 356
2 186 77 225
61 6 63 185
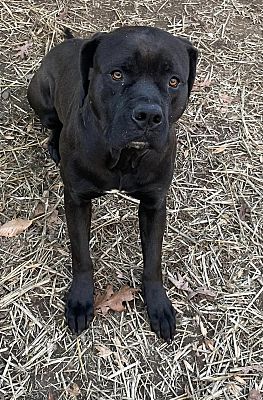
204 338 215 351
188 286 216 300
34 202 45 217
16 41 33 59
239 200 250 221
95 285 139 315
47 209 60 225
94 285 114 315
48 392 55 400
234 375 246 384
219 93 234 104
212 145 227 154
59 7 68 19
66 383 80 397
248 389 262 400
95 344 113 358
237 365 263 374
192 79 212 91
170 273 192 292
0 218 32 237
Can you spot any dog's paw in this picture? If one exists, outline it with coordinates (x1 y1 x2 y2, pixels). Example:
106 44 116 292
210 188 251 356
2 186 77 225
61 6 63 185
65 284 94 335
144 283 176 342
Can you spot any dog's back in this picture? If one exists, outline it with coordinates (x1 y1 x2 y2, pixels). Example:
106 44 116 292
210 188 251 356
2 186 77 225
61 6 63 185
27 37 84 126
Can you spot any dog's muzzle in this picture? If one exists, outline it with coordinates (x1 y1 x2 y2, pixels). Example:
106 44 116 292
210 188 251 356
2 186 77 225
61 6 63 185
126 103 164 149
131 104 163 130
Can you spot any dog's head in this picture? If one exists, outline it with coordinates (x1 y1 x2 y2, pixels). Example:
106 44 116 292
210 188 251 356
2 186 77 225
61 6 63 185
79 26 197 151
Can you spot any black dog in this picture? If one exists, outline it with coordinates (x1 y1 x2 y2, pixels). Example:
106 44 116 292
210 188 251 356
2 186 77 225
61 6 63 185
27 26 197 342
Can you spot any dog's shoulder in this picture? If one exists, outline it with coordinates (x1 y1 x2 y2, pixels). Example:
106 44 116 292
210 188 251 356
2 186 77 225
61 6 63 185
43 38 85 64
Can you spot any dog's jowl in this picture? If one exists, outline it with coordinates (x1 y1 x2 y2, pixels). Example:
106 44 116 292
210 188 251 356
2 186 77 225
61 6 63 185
27 26 197 342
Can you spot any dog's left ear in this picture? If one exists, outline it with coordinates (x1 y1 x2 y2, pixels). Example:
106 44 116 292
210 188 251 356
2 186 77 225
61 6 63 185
80 32 106 101
177 37 198 97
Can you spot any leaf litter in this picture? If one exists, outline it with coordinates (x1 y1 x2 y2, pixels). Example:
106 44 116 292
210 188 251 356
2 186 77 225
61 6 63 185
15 41 33 59
95 285 139 315
1 0 263 399
0 218 32 237
248 389 262 400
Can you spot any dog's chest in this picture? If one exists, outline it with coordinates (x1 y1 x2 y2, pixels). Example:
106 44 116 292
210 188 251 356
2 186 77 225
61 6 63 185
112 147 147 172
109 147 149 191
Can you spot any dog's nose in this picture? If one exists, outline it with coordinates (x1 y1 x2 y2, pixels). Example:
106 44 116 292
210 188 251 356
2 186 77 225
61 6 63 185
132 104 163 129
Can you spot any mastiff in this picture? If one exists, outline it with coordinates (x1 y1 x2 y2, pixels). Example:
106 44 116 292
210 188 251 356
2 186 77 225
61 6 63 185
27 26 197 342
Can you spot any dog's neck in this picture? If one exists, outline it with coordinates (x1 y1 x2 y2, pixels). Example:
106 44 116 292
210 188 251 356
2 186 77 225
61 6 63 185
108 146 149 172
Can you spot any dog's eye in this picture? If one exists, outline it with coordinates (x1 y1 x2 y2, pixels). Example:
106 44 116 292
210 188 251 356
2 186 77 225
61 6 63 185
169 76 180 88
111 70 123 81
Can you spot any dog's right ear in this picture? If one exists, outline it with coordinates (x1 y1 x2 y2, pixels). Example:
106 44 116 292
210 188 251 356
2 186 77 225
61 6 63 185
175 36 198 97
80 32 106 101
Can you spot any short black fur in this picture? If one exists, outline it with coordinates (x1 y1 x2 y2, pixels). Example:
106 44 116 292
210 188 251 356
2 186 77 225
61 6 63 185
27 26 197 342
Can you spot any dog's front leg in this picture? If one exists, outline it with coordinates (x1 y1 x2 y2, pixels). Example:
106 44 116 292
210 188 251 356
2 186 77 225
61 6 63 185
139 198 176 342
64 188 94 335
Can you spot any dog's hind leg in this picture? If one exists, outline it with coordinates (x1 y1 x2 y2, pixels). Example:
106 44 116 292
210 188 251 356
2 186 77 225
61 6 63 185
47 126 62 165
38 111 62 165
28 74 62 164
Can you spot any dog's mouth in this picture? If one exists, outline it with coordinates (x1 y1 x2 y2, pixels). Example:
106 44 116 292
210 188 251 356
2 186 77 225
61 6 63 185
125 141 149 150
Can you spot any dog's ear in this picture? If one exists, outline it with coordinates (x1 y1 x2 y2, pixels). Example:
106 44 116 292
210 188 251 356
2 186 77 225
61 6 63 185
187 45 198 97
80 32 106 100
177 37 198 97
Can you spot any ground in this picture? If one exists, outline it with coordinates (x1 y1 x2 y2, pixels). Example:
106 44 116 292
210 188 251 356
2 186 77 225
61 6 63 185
0 0 262 399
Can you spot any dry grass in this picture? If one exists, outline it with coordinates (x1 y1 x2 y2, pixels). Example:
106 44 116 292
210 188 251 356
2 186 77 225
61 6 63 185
1 0 263 399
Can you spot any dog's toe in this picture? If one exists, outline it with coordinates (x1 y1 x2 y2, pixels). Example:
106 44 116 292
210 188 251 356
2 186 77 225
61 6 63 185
144 284 176 342
65 299 94 335
149 303 176 342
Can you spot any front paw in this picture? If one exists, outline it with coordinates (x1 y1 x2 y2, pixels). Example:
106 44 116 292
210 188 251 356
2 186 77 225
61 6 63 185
144 283 176 342
65 281 94 335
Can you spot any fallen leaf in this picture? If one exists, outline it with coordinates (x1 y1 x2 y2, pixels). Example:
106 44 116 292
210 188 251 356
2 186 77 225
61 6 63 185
192 79 212 91
170 273 192 292
235 365 263 374
227 382 242 396
34 202 45 217
16 41 33 59
188 286 216 300
59 7 68 19
94 285 114 315
95 285 139 315
234 375 246 384
0 218 32 237
219 93 234 104
248 389 262 400
66 383 80 397
47 209 60 225
212 145 227 154
95 344 113 358
1 90 10 100
204 338 215 351
239 200 250 221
